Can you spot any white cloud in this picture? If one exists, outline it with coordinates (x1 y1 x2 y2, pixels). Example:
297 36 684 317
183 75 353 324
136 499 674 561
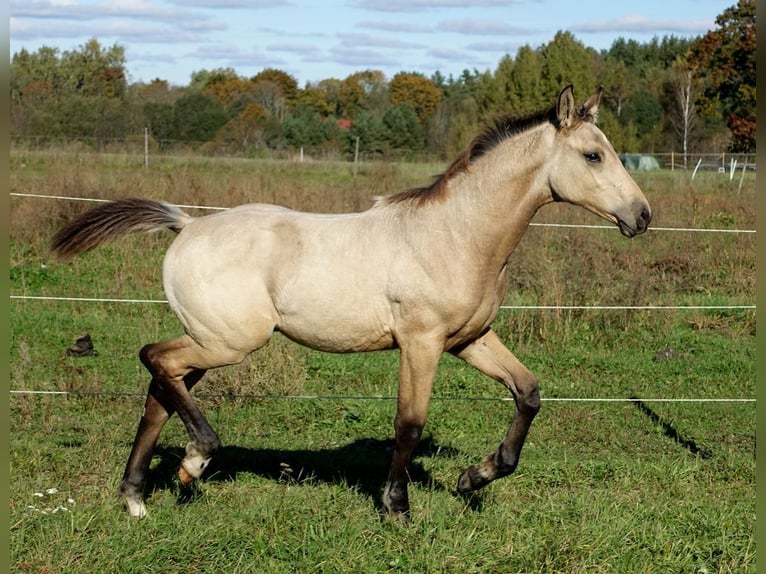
267 42 317 54
571 14 713 35
351 0 524 12
466 40 523 53
337 32 425 50
357 21 433 34
329 45 399 67
11 0 183 20
166 0 288 7
438 18 538 36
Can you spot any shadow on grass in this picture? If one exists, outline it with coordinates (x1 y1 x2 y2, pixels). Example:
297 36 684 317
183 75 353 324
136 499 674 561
147 436 471 513
630 397 713 459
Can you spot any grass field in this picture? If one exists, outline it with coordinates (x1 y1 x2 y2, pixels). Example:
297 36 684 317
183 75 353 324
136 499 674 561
9 150 756 573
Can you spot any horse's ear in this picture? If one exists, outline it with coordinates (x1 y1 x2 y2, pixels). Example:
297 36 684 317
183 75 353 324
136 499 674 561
580 86 603 124
556 85 576 129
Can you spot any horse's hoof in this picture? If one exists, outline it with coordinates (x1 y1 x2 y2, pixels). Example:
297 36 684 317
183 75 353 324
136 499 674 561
457 469 474 493
178 451 211 485
381 484 410 522
178 465 194 486
124 496 147 518
457 466 490 493
384 509 411 524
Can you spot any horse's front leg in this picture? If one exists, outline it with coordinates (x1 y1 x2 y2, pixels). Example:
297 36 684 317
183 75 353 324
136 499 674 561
452 328 540 493
382 337 442 521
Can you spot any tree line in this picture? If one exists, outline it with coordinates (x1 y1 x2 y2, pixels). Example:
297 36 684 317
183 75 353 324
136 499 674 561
10 0 755 160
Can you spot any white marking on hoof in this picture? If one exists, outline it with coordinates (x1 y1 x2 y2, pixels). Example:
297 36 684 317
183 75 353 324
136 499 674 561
125 497 147 518
179 452 210 484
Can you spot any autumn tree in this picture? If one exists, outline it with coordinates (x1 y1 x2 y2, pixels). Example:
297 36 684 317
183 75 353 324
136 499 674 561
389 72 442 125
296 84 335 116
213 102 272 153
190 68 254 109
339 70 388 119
11 38 129 140
249 68 299 121
689 0 756 152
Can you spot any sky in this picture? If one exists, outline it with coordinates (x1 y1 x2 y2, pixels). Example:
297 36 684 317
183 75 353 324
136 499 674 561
9 0 729 87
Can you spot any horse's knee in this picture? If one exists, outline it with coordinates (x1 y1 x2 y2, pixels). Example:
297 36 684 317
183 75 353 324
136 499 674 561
515 373 540 415
139 343 158 372
394 414 424 447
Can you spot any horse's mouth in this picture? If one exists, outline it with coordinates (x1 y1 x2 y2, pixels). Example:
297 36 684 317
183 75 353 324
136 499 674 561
617 218 651 238
617 219 638 238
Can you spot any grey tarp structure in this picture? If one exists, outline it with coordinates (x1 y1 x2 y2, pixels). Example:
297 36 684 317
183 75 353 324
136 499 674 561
620 154 661 171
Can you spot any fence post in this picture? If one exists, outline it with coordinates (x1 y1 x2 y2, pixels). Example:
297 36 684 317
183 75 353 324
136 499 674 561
144 128 149 169
737 162 748 194
691 158 703 180
353 136 360 177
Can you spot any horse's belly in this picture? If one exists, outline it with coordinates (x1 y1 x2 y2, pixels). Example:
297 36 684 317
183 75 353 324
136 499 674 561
277 310 396 353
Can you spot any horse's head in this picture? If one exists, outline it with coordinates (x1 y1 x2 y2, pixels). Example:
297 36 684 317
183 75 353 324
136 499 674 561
547 85 651 238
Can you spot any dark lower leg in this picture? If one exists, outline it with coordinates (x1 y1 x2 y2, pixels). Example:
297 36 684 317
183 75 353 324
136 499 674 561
457 390 540 493
119 369 209 515
120 380 175 516
382 418 423 517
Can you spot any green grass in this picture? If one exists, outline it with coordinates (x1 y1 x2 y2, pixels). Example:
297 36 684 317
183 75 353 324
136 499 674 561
10 152 755 573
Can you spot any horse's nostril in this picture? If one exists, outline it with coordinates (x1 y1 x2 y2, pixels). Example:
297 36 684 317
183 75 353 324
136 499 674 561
639 207 652 230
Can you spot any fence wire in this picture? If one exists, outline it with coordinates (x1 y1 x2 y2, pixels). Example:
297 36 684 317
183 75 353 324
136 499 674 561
10 192 756 404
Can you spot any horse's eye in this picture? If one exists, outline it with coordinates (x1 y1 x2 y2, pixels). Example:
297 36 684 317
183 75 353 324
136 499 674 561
585 152 601 164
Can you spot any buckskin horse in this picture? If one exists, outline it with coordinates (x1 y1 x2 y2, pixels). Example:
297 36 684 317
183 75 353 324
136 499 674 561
51 85 651 520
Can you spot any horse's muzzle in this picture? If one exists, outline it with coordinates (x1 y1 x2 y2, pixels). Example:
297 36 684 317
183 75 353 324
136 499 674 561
618 206 652 238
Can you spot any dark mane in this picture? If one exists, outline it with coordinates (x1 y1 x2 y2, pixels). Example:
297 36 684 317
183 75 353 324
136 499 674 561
381 105 558 207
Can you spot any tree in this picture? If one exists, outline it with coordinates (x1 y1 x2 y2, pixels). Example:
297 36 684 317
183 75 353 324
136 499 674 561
389 73 442 125
486 55 514 115
598 57 633 118
10 39 129 139
211 101 272 153
339 70 388 119
667 58 700 166
144 102 176 147
507 45 546 114
62 38 126 98
190 68 254 109
250 68 299 121
251 68 299 105
296 84 335 117
347 110 387 157
382 104 423 154
172 92 228 143
689 0 756 152
540 32 598 102
621 86 663 148
282 106 339 152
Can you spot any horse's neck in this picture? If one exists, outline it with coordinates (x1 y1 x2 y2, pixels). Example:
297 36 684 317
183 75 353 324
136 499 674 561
443 130 553 263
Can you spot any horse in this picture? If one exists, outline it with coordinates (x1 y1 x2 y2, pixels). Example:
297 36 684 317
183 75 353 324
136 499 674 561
50 85 651 520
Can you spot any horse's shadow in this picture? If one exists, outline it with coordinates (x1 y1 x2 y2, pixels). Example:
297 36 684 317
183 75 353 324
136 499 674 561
146 436 485 512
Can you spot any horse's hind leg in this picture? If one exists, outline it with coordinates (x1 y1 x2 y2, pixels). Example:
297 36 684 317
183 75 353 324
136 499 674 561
120 368 205 518
451 329 540 493
120 334 248 517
